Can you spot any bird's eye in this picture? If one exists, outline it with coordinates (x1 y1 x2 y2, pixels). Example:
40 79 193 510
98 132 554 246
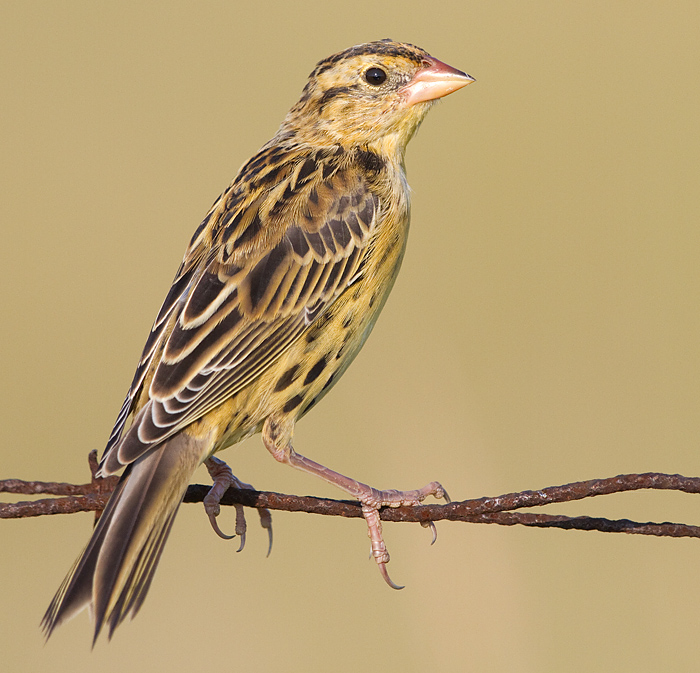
364 67 387 86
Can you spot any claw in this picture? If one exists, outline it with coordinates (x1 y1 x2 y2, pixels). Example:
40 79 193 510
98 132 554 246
258 508 273 557
208 512 236 540
236 532 246 552
378 562 404 590
265 525 273 557
421 520 438 545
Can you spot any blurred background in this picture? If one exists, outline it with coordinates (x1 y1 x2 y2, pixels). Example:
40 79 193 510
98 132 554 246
2 1 699 671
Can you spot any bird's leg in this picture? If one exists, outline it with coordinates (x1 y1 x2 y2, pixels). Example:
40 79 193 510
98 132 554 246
262 419 448 589
203 456 273 555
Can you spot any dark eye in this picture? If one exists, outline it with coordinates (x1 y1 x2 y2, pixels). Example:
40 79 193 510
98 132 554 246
364 67 387 86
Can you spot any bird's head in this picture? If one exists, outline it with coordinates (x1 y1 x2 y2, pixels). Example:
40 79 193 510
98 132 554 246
278 40 474 160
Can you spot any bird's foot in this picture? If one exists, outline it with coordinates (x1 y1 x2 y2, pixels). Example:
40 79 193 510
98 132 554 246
203 456 273 554
358 482 450 589
262 419 447 589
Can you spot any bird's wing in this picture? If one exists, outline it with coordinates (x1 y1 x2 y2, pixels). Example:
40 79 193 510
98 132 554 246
102 242 208 460
100 147 379 474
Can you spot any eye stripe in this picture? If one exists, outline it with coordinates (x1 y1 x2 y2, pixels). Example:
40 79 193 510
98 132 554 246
318 85 352 108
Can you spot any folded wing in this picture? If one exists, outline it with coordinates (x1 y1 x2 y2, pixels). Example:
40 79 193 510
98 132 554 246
100 148 379 475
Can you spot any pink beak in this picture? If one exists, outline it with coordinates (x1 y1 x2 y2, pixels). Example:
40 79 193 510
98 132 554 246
402 57 475 106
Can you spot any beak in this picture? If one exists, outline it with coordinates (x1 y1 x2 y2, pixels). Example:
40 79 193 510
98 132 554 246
401 57 475 106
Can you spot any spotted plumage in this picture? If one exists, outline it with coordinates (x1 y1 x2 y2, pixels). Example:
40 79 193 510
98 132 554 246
43 39 473 642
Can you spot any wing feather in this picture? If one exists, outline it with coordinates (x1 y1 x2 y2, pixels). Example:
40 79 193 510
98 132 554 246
100 147 379 475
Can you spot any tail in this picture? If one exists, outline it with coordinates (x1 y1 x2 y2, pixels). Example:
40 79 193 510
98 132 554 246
42 432 211 643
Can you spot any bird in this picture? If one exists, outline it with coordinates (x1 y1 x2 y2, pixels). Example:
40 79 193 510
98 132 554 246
42 39 474 642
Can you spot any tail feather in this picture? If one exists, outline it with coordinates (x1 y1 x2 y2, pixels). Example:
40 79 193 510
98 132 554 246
42 432 211 642
104 507 179 638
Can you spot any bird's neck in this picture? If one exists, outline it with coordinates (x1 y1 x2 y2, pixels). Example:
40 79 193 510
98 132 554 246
273 127 408 169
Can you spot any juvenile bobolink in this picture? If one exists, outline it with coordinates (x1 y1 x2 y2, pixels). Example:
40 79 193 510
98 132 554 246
42 39 473 641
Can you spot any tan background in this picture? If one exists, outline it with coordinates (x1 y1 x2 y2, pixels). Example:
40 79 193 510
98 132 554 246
2 1 699 671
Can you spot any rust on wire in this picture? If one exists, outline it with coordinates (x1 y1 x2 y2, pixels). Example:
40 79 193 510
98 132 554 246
2 452 700 539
